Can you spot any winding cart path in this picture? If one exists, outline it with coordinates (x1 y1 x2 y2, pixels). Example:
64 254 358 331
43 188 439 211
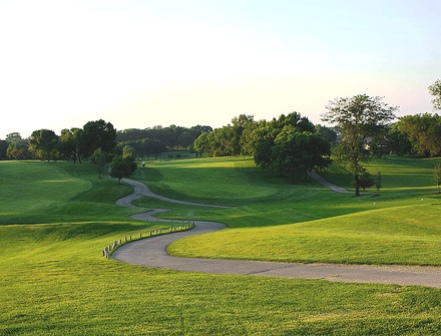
112 178 441 288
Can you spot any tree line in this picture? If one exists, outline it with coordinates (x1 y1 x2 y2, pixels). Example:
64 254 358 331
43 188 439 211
193 79 441 195
2 120 117 162
2 79 440 193
193 113 334 182
116 124 212 159
1 123 213 161
1 120 136 181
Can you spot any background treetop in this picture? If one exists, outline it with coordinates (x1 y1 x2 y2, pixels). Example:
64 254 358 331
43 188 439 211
429 79 441 110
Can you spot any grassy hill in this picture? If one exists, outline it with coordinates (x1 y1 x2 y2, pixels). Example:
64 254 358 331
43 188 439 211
2 157 441 335
134 156 441 265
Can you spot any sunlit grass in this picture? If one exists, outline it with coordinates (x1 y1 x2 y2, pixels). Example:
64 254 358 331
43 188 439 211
169 203 441 265
3 157 441 334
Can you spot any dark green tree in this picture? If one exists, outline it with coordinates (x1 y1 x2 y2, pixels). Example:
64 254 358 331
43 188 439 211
315 124 338 146
385 123 412 156
28 129 59 161
322 94 397 196
109 155 137 183
5 132 30 160
80 120 117 159
91 147 107 179
254 112 316 170
398 113 441 157
59 128 82 163
193 132 213 157
272 126 331 182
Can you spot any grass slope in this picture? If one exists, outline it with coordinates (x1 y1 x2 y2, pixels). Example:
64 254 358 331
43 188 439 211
136 156 441 266
2 158 441 334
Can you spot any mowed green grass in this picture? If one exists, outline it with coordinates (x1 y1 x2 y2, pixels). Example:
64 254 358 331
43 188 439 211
2 158 441 334
136 156 441 265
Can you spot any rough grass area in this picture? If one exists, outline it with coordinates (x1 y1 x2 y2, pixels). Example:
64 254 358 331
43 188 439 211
2 157 441 334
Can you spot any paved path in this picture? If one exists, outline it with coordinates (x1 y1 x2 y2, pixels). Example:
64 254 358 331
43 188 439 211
307 170 351 193
112 178 441 288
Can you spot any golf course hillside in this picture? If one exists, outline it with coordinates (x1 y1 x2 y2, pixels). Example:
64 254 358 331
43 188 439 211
2 156 441 335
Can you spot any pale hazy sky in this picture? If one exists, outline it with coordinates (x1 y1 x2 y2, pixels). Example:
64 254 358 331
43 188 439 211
1 0 440 139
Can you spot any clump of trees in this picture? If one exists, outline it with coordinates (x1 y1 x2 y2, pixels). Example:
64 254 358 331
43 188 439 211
109 146 138 183
193 115 256 157
1 119 137 181
396 113 441 157
194 112 333 182
2 120 118 163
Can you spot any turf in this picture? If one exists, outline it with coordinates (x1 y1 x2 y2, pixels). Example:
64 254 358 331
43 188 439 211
135 156 441 266
2 157 441 334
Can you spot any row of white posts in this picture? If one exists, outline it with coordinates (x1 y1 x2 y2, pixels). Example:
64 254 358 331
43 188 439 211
102 223 195 259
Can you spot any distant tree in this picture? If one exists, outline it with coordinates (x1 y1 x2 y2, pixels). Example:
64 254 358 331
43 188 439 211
178 131 195 149
315 124 338 146
0 140 7 160
429 80 441 110
322 94 397 196
80 120 117 159
254 112 317 171
59 128 82 163
398 113 441 157
272 126 331 182
385 123 412 156
193 132 212 157
109 155 137 183
134 138 167 159
239 119 260 156
122 145 137 160
253 122 276 170
434 162 441 194
5 132 30 160
231 114 255 155
28 129 59 161
90 147 107 179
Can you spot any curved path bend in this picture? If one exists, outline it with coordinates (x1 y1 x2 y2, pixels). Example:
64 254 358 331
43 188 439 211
112 178 441 288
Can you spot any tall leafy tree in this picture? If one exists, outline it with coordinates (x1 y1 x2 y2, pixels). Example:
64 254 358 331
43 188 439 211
322 94 397 196
91 147 107 179
398 113 441 157
230 114 255 155
315 124 337 146
109 154 137 183
193 132 212 157
385 123 412 156
59 128 82 163
272 126 331 182
80 119 117 159
254 112 315 170
28 129 59 161
5 132 30 160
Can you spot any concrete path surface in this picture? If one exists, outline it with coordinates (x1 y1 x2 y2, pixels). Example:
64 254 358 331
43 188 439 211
307 170 351 194
112 178 441 288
